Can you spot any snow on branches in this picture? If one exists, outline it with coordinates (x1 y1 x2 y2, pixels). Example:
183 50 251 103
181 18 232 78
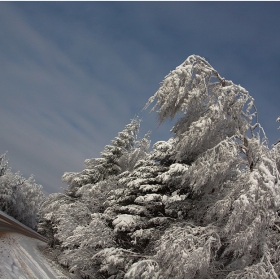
39 55 280 278
62 118 149 197
0 153 45 229
145 55 256 163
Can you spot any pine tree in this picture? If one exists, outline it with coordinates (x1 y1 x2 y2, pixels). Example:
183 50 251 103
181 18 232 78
126 55 280 278
39 55 280 278
62 118 143 197
98 55 280 278
38 119 151 277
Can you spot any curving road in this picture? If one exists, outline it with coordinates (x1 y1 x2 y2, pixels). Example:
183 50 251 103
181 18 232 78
0 210 47 243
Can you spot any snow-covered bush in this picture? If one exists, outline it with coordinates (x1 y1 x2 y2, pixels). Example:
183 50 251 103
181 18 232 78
124 259 160 279
92 247 141 278
56 215 115 277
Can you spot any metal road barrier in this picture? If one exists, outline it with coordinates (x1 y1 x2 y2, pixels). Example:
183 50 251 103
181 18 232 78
0 210 48 243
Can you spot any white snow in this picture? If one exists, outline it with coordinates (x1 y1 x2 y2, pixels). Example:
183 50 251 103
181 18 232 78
0 231 67 279
112 214 141 232
134 194 162 204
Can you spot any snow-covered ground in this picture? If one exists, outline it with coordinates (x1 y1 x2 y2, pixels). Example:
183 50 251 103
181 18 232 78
0 231 68 279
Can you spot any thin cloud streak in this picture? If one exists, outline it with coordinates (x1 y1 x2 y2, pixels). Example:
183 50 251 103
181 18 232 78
0 3 146 193
1 2 280 193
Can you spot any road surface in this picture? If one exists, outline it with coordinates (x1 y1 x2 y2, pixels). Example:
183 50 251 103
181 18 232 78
0 210 69 278
0 232 67 278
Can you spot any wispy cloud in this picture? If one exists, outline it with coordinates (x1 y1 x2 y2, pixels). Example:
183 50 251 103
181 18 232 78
1 2 280 193
0 2 152 193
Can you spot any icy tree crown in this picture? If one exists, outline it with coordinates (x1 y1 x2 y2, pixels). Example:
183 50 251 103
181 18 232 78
145 55 259 163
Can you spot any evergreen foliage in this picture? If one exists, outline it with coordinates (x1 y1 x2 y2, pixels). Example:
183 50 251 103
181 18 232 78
39 55 280 278
61 118 145 197
0 153 45 229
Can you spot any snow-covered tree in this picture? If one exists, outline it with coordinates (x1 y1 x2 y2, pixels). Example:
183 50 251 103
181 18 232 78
0 153 8 177
39 55 280 278
9 175 45 229
38 119 151 277
0 153 45 229
145 55 257 164
38 193 92 246
107 55 280 278
132 55 280 278
62 118 148 197
0 158 24 214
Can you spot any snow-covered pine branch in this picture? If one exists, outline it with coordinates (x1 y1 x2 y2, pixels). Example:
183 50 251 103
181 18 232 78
62 118 147 197
39 55 280 278
145 55 256 164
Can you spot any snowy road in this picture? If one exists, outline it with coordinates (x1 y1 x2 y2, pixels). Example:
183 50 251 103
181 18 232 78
0 211 68 278
0 232 67 278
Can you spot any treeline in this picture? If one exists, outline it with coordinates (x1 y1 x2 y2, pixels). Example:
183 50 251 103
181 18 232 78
0 153 45 229
35 55 280 278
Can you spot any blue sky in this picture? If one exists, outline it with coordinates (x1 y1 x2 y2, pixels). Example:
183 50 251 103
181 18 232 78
1 2 280 194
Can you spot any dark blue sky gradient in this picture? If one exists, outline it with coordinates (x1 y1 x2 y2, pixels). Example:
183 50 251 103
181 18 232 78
1 2 280 194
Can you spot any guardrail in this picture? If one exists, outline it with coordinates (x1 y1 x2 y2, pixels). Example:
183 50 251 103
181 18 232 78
0 210 48 243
